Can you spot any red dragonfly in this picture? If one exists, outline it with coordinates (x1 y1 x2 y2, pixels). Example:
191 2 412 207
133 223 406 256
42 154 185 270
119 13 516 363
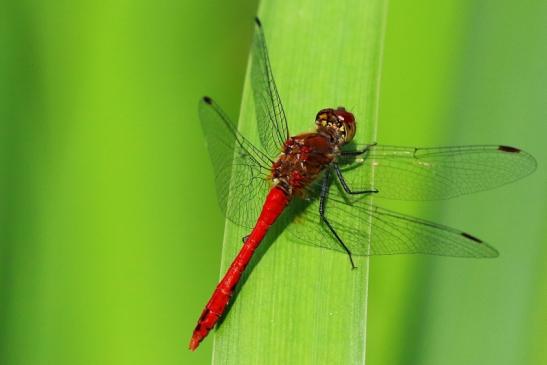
189 18 536 351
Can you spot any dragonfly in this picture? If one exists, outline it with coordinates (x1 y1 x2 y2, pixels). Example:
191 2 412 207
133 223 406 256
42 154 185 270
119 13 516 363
189 17 537 351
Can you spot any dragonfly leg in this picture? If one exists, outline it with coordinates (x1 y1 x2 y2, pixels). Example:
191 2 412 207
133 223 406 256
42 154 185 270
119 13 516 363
333 164 379 195
320 169 357 270
241 234 250 244
340 142 377 157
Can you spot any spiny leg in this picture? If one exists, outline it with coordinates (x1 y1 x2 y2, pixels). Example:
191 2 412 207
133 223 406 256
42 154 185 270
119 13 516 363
319 169 357 269
241 235 250 244
334 164 379 195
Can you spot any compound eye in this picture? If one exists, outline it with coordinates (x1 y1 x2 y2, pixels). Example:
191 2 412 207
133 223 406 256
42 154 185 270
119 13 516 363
316 109 331 121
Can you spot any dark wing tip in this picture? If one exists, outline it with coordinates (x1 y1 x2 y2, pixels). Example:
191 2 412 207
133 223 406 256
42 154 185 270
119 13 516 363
498 145 521 153
461 232 500 258
254 17 262 27
203 96 213 105
461 232 483 244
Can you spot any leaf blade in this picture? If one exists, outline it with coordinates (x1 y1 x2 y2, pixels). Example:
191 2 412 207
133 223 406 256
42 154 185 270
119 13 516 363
212 2 388 363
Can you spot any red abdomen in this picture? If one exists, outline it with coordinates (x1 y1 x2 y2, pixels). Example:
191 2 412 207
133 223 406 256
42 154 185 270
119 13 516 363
189 186 289 350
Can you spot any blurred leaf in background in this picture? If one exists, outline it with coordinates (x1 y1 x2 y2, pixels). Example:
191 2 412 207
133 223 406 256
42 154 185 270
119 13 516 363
0 0 545 365
368 0 547 364
0 1 257 365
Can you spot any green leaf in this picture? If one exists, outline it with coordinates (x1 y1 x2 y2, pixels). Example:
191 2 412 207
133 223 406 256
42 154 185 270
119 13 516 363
211 1 388 364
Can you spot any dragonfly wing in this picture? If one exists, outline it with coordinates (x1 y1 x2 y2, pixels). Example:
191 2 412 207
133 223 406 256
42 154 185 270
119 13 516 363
251 18 290 159
285 179 498 258
199 97 272 228
338 144 537 200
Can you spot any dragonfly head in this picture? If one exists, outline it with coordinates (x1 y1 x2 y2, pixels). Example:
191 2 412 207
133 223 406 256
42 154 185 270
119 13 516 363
315 107 356 145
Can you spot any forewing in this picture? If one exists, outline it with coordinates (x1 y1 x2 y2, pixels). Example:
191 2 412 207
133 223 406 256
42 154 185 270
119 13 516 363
199 97 272 228
286 182 498 258
251 18 290 159
338 144 537 200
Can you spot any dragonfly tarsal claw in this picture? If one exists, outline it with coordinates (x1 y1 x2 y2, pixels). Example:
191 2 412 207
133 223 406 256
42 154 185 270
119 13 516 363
349 256 357 270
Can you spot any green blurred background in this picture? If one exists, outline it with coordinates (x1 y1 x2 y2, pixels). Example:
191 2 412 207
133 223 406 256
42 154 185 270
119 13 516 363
0 1 545 365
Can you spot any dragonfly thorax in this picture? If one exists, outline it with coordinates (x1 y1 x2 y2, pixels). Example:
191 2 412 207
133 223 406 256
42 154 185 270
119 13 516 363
271 133 336 196
315 107 356 145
